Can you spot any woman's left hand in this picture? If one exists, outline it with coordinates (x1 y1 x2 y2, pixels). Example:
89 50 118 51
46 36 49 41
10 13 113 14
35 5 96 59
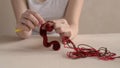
52 19 71 38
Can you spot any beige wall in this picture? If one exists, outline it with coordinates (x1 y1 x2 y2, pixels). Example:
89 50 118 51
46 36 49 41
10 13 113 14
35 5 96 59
0 0 16 35
0 0 120 36
79 0 120 34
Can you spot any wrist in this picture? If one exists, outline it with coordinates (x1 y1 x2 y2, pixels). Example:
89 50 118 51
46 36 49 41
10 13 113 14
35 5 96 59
69 27 78 40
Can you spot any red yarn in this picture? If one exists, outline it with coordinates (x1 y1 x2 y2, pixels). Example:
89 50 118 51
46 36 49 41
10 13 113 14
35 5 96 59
40 21 60 51
40 21 120 61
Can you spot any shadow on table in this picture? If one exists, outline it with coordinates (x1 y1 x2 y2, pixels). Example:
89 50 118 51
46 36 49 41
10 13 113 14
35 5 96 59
0 35 61 53
0 45 53 53
0 35 21 44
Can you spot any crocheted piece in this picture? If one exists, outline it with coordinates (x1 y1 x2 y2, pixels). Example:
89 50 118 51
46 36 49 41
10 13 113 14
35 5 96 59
40 21 120 61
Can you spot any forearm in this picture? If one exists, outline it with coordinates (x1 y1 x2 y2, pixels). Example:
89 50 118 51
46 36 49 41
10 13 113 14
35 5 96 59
11 0 32 39
69 24 79 39
64 0 84 39
11 0 28 23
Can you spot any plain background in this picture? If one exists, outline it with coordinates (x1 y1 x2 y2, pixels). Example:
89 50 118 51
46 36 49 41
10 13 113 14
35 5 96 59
0 0 120 36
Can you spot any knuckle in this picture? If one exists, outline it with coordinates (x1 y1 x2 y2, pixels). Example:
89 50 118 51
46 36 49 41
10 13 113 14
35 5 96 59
34 21 39 26
31 25 34 29
19 19 24 24
61 19 67 24
26 21 34 29
61 32 70 37
33 11 37 15
25 20 31 26
24 11 31 17
62 19 67 22
25 20 31 24
57 28 63 33
22 19 30 24
26 13 31 17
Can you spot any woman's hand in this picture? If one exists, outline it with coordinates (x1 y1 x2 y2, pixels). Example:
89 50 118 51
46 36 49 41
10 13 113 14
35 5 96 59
16 10 45 39
52 19 71 38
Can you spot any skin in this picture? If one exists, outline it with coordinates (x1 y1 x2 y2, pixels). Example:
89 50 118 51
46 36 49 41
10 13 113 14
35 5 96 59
11 0 84 39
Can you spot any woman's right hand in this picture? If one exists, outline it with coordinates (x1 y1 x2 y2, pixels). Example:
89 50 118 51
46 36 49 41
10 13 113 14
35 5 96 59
16 10 45 39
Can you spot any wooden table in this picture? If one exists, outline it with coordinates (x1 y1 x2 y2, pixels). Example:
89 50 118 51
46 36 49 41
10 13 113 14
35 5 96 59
0 34 120 68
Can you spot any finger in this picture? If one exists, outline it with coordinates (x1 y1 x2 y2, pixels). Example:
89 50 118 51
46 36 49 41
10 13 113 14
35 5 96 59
21 18 35 30
27 10 45 24
16 23 30 31
55 26 70 33
60 31 71 38
22 12 39 26
53 22 68 30
55 27 62 33
54 23 61 30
